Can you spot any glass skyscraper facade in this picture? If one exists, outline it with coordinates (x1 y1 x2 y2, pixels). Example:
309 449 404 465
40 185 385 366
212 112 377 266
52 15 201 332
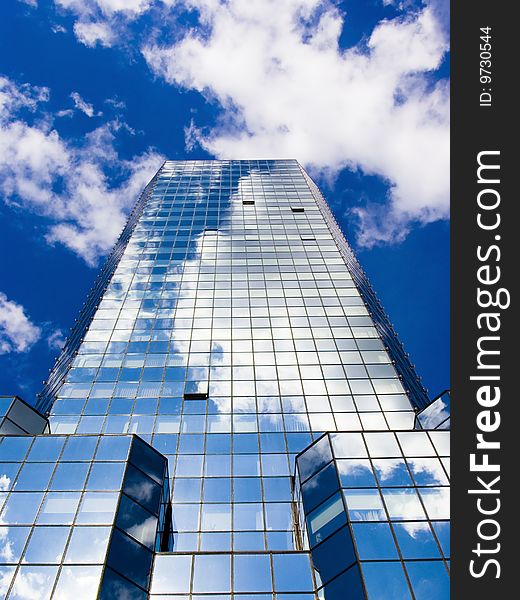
0 160 450 599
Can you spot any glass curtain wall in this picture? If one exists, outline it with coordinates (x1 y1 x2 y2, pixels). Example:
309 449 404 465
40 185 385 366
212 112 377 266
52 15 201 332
0 160 449 599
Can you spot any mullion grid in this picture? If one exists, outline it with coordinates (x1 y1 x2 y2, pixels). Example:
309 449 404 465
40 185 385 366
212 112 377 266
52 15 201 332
331 430 450 593
0 434 137 599
43 160 423 598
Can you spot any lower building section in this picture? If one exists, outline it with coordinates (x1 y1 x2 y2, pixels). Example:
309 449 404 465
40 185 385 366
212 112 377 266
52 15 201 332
1 427 449 599
0 434 171 599
295 431 450 600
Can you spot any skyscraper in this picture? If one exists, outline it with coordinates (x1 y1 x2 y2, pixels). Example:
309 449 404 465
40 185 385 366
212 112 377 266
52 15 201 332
0 160 450 599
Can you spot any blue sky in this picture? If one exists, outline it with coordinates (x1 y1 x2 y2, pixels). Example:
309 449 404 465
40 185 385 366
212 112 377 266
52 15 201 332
0 0 449 404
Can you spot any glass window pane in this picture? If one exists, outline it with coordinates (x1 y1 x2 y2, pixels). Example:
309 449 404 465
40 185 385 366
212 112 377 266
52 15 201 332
263 477 291 501
352 522 398 560
37 492 81 525
307 493 346 546
0 437 32 461
1 492 44 524
200 531 232 551
123 464 162 514
405 561 450 600
234 554 272 593
61 436 98 461
382 489 426 521
192 554 231 593
265 503 292 531
0 566 15 596
373 459 413 487
273 553 314 593
172 504 200 532
408 458 449 486
330 433 367 458
393 522 441 559
301 462 340 513
129 437 165 484
361 562 412 600
95 436 131 461
86 462 125 491
364 432 401 457
0 526 31 562
53 565 103 600
10 565 59 600
419 487 450 520
201 504 231 531
173 478 202 503
0 463 21 492
76 492 119 524
428 431 450 456
396 432 436 456
204 478 232 503
65 526 111 564
311 526 357 586
98 566 147 598
297 435 333 482
23 526 69 563
151 555 192 594
337 459 377 487
50 463 89 491
27 437 66 461
116 494 157 549
233 531 264 551
106 529 152 589
14 463 54 491
234 503 264 531
233 478 260 503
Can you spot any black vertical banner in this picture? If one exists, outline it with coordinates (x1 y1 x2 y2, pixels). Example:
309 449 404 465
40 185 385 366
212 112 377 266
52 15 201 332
452 1 514 598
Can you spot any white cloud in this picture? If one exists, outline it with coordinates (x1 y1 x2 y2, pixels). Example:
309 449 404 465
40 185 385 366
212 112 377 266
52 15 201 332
105 97 126 110
56 108 75 118
70 91 101 117
143 0 450 246
44 132 162 264
46 329 66 350
51 24 67 34
184 118 202 152
0 292 41 355
21 1 449 246
73 20 116 47
57 0 153 16
96 0 153 14
0 76 49 118
0 75 164 265
54 0 160 47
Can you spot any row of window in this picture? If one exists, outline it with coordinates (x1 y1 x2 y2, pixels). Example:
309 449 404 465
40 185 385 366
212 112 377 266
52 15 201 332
150 552 315 595
106 284 359 294
53 392 406 411
66 370 395 389
170 529 295 553
48 412 415 438
102 287 359 298
70 336 383 358
87 316 371 331
140 208 321 215
112 265 353 276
